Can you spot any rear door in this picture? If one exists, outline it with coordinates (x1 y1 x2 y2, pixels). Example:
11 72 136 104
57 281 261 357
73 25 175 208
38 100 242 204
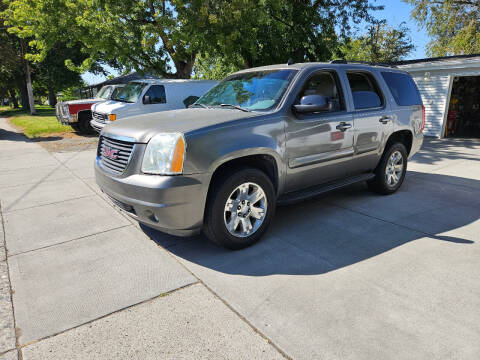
346 71 394 174
285 69 354 192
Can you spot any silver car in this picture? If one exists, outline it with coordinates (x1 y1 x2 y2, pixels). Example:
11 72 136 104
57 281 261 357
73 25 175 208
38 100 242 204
95 62 424 249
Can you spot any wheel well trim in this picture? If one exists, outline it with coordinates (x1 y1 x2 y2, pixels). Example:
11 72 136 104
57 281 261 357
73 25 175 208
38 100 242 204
206 148 285 195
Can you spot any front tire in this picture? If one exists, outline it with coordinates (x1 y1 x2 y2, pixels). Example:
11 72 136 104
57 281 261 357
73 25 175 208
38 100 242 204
368 142 408 195
203 167 276 250
78 113 95 135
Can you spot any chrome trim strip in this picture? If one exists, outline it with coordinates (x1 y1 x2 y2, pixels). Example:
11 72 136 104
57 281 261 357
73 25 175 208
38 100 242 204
289 148 354 169
101 133 136 143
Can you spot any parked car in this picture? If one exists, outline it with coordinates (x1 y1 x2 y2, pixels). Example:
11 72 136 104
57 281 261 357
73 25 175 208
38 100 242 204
95 62 424 249
56 84 125 134
90 79 218 132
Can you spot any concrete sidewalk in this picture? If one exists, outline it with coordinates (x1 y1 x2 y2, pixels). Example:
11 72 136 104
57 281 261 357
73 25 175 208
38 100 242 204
1 116 480 359
0 118 283 360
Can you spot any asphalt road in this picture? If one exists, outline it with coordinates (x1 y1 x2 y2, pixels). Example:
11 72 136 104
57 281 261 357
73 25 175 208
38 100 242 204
1 117 479 359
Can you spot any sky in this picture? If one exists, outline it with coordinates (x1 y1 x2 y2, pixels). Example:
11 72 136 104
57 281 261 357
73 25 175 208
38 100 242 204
81 0 430 85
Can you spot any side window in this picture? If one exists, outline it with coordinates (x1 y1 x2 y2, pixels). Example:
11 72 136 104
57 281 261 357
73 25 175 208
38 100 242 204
298 71 344 112
381 72 422 106
144 85 166 104
347 72 384 110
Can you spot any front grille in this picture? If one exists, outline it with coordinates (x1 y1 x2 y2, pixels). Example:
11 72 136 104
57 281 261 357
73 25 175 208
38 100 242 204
98 135 134 173
56 102 69 120
93 111 108 123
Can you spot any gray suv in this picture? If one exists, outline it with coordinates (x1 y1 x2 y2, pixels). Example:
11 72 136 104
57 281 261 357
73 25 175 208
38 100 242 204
95 62 424 249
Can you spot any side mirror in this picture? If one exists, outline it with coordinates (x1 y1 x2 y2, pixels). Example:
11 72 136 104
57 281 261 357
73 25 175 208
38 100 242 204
293 95 331 114
143 95 151 104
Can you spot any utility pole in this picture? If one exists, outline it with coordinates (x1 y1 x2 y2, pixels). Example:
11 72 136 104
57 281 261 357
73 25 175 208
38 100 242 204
20 38 36 115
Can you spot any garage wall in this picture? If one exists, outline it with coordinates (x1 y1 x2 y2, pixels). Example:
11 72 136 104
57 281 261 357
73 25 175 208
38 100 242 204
410 74 450 137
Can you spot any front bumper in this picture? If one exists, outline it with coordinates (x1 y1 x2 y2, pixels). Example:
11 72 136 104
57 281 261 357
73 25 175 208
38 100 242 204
95 158 210 237
90 119 105 133
56 113 78 125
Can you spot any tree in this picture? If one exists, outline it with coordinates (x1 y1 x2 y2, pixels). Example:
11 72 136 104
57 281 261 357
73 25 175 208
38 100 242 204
35 43 94 106
0 1 35 113
4 0 382 79
405 0 480 56
339 21 415 63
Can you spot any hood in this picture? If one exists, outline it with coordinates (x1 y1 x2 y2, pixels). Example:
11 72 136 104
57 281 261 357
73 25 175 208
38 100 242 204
93 100 131 114
102 108 259 143
63 98 103 105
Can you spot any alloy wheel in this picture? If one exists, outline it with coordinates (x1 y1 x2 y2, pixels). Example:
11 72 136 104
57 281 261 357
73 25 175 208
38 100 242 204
223 182 267 238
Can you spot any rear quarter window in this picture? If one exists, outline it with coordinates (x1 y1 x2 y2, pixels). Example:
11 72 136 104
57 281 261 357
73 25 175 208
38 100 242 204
381 72 422 106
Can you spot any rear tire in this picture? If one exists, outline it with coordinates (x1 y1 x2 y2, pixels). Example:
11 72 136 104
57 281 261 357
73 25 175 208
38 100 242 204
368 142 408 195
203 167 276 250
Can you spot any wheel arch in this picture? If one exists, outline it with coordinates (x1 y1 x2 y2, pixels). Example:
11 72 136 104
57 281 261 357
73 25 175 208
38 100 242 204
385 130 413 156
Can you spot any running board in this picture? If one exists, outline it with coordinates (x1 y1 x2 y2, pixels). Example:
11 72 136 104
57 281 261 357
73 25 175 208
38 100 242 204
277 173 375 205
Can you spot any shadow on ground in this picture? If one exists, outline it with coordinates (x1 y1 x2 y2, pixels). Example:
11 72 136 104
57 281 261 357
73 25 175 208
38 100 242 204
0 127 62 142
141 170 477 277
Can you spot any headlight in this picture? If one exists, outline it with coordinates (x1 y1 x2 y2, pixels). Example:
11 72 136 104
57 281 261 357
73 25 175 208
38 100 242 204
141 133 185 175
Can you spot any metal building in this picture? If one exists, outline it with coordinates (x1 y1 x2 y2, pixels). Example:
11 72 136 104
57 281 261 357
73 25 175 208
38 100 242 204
397 55 480 138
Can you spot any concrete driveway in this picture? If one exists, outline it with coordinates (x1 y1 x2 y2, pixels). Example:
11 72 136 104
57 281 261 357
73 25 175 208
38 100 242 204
1 117 479 359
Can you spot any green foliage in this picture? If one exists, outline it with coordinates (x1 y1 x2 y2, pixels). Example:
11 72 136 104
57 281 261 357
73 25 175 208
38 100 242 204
193 53 243 80
405 0 480 56
4 0 382 79
339 22 414 63
1 105 72 138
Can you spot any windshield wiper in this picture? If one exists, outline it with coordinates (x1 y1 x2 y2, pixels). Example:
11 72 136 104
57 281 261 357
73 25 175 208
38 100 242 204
219 103 251 112
189 103 209 109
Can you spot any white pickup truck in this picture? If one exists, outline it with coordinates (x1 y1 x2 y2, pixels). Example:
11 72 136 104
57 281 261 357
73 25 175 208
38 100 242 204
90 79 217 132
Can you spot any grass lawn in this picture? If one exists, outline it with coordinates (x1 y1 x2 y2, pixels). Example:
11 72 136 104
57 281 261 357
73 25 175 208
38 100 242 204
0 105 73 138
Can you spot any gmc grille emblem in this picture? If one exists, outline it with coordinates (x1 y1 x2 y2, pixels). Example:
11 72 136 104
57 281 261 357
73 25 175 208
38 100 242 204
102 146 119 160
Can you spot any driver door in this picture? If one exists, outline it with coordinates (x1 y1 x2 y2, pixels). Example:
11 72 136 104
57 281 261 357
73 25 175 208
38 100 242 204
285 70 354 192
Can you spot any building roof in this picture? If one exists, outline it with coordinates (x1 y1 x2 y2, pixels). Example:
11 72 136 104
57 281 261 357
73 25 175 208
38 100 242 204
395 54 480 65
395 54 480 72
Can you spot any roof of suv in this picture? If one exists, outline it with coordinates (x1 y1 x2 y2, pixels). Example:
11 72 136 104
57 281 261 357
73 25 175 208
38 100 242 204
232 62 407 75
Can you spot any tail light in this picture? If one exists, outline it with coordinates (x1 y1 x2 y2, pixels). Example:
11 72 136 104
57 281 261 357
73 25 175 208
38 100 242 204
421 105 426 133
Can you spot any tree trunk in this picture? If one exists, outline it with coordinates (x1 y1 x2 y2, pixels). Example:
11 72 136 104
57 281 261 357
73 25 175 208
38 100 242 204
21 39 36 115
174 57 195 79
8 89 19 108
48 87 57 107
25 61 36 114
19 82 29 111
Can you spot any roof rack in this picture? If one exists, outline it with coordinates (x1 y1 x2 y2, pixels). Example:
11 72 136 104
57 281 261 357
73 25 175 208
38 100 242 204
330 59 397 68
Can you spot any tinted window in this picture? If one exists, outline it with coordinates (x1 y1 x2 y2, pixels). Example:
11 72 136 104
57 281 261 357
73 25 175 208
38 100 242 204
382 72 422 106
299 71 344 112
145 85 166 104
347 72 384 110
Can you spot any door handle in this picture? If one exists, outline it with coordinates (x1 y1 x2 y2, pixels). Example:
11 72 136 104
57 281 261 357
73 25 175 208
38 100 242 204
379 116 391 124
336 122 352 132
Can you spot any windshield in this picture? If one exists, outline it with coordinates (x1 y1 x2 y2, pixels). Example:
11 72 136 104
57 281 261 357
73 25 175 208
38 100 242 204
196 70 297 111
112 82 147 103
96 86 113 100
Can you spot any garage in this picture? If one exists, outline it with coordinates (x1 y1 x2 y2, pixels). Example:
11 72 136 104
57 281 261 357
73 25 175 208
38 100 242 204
398 54 480 138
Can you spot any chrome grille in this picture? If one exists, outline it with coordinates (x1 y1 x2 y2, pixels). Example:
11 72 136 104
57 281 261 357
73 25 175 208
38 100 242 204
56 102 69 120
98 136 134 173
93 112 108 123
